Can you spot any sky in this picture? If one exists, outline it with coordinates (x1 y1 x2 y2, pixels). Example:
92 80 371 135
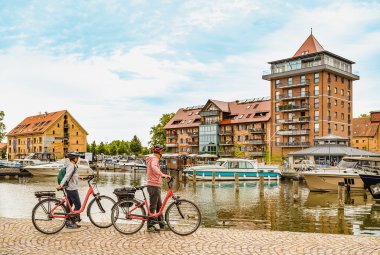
0 0 379 146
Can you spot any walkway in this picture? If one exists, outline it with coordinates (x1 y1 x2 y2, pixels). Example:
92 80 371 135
0 218 379 255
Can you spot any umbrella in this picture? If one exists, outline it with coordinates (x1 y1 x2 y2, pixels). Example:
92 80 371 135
197 153 217 158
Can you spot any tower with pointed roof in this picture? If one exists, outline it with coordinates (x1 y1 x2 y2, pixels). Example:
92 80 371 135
262 33 359 160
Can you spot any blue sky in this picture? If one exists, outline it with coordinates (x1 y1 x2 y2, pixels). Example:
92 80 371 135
1 0 380 145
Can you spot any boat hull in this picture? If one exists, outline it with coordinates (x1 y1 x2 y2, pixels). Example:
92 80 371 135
25 167 94 176
303 173 363 192
183 170 281 181
359 174 380 202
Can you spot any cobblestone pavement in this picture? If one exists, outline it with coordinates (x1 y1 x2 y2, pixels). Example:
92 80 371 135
0 217 379 255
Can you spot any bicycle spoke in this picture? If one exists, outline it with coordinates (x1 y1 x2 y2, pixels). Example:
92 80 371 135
32 199 66 234
166 199 201 236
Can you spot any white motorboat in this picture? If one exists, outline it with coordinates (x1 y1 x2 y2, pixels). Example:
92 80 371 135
303 157 380 192
183 158 281 181
118 159 147 171
24 158 94 176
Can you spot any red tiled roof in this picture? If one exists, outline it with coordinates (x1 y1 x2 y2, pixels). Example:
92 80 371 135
352 117 379 137
7 110 67 136
293 34 325 57
164 99 271 129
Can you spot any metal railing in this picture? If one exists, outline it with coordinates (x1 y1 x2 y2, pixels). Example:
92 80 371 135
248 128 265 133
275 142 310 147
278 104 310 112
166 143 178 147
219 130 234 136
276 79 310 88
276 116 310 124
279 91 310 100
247 139 265 145
277 129 310 135
219 141 234 146
166 133 178 138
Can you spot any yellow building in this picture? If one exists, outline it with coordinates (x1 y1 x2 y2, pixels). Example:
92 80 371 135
6 110 88 160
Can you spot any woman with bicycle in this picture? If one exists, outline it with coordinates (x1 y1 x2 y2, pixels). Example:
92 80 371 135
57 151 82 229
146 145 170 233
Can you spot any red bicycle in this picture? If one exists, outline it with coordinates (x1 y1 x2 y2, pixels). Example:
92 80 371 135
32 175 115 234
111 177 201 236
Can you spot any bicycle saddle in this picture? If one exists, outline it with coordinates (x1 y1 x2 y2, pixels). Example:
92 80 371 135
135 185 148 190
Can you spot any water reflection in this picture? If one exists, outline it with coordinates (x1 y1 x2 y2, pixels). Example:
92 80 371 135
0 171 379 236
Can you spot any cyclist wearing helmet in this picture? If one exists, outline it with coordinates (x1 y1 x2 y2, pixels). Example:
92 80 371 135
57 151 82 229
146 145 170 232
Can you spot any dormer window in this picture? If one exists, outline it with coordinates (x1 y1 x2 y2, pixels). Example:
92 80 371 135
301 51 309 55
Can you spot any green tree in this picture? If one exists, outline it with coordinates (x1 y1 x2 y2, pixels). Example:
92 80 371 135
233 144 245 158
0 111 5 142
359 113 369 118
118 141 129 155
90 141 97 154
148 113 175 151
141 147 150 156
130 135 143 155
109 143 118 155
97 142 106 154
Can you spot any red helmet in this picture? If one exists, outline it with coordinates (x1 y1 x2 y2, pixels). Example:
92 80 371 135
153 145 164 155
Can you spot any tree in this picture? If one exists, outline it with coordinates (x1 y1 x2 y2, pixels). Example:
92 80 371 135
97 142 106 154
148 113 175 151
109 143 118 155
233 144 245 158
90 141 97 154
0 111 5 142
130 135 143 155
359 113 369 118
118 141 129 155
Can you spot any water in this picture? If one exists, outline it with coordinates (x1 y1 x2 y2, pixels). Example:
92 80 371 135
0 171 379 236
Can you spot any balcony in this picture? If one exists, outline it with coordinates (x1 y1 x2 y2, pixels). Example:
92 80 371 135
247 139 265 145
248 128 265 134
278 104 309 112
276 79 310 89
199 110 220 117
219 151 234 157
275 142 310 147
248 151 265 157
189 142 198 147
278 91 310 101
277 129 310 135
166 133 178 138
166 143 178 147
219 141 234 146
189 132 199 137
219 130 234 136
276 116 310 124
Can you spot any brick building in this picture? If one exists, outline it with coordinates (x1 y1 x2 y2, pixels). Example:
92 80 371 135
352 111 380 153
6 110 88 160
164 97 271 161
262 33 360 159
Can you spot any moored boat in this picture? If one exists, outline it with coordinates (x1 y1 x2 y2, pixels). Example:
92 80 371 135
23 158 93 176
360 174 380 203
183 158 281 181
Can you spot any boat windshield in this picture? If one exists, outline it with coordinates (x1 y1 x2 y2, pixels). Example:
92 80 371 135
215 160 225 166
337 159 357 168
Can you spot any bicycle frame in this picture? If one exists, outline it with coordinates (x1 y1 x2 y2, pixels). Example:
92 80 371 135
49 182 96 219
126 183 175 222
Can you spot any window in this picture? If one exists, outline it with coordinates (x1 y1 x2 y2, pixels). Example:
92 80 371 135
334 112 338 118
314 123 319 133
288 78 293 85
314 110 319 121
348 80 351 89
334 75 338 82
341 89 344 96
246 114 251 118
53 130 55 135
341 113 344 120
300 75 306 83
314 85 319 96
314 73 319 83
275 80 280 88
341 125 344 131
341 101 344 108
334 124 338 131
288 89 292 98
314 98 319 108
341 77 344 84
334 99 338 106
239 114 244 119
334 87 337 94
275 91 280 100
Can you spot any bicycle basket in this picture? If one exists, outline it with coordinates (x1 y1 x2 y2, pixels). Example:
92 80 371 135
113 187 136 207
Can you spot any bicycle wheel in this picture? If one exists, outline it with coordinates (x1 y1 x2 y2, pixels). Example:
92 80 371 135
32 198 67 234
87 195 115 228
165 199 201 236
111 199 146 235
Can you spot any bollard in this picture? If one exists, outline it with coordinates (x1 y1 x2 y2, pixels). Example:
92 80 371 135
193 169 196 183
212 171 216 185
293 180 299 201
259 175 264 196
178 170 183 182
234 173 239 192
338 182 345 208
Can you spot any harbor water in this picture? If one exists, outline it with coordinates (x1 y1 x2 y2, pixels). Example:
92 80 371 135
0 170 379 236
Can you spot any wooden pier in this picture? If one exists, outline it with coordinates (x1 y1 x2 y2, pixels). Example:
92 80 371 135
0 168 32 178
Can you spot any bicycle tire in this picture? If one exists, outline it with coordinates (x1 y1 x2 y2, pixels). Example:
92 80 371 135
165 199 201 236
32 198 67 234
87 195 115 228
111 199 146 235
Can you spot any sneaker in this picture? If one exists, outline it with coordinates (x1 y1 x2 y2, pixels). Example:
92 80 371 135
147 226 160 233
65 222 81 229
160 225 170 231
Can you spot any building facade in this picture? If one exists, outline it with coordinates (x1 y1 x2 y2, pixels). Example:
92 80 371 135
352 111 380 153
164 97 271 161
6 110 88 160
262 33 359 160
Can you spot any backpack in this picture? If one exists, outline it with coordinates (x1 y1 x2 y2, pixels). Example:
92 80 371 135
57 166 77 185
57 168 67 185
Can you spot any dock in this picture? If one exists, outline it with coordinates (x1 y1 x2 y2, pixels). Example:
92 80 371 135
0 168 32 178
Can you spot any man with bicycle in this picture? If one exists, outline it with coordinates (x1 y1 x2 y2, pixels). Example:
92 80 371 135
146 145 170 232
57 151 82 229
